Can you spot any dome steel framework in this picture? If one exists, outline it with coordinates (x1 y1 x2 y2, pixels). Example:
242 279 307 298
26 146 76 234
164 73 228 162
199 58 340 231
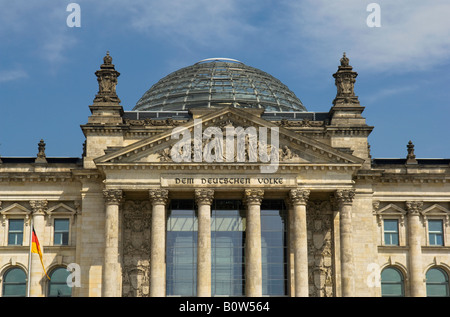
133 58 306 112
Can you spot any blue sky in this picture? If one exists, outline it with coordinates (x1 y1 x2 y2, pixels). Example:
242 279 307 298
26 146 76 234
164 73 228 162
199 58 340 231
0 0 449 159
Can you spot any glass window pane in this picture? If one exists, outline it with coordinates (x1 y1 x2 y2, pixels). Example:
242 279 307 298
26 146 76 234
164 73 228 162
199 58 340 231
8 219 24 246
2 268 27 297
426 268 449 297
429 220 443 232
381 267 404 297
384 219 398 231
261 200 287 296
54 219 70 245
48 268 72 297
166 200 197 296
428 220 444 246
383 220 399 246
211 200 244 296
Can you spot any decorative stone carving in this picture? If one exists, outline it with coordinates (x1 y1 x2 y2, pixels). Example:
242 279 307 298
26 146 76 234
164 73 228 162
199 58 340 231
195 189 214 205
307 200 335 297
278 118 325 128
148 189 169 205
332 53 360 105
289 189 310 205
406 201 423 215
244 189 264 205
124 117 185 127
406 140 418 164
35 139 47 163
155 128 300 163
93 52 121 103
29 200 48 215
334 189 355 205
122 200 152 297
103 189 123 205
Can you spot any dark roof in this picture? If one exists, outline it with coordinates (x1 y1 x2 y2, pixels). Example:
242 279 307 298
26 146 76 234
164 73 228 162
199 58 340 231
123 111 329 122
372 158 450 165
0 157 82 164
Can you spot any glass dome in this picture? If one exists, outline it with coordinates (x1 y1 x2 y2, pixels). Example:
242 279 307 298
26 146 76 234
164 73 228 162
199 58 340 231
133 58 307 112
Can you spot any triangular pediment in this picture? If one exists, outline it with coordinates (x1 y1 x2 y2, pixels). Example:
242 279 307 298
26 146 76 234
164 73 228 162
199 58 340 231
95 107 364 167
422 204 450 216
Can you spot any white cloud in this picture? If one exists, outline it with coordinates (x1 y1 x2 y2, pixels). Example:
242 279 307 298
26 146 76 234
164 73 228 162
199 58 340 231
104 0 260 47
0 1 78 67
282 0 450 73
0 69 28 83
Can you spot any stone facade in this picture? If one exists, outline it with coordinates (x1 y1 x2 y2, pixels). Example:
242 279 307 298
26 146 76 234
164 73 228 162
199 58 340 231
0 54 449 297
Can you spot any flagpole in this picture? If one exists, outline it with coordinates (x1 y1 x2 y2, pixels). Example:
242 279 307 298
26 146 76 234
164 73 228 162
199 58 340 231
27 218 33 297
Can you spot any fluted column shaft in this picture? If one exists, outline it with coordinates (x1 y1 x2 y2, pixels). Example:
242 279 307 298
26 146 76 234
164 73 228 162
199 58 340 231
149 189 169 297
335 189 355 297
244 189 264 297
289 189 310 297
102 189 123 297
407 201 425 297
195 189 214 297
29 200 48 297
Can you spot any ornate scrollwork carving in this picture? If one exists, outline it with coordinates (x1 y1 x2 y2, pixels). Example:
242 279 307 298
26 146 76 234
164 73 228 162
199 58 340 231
289 189 310 205
334 189 355 206
244 189 264 205
148 189 169 205
103 189 123 205
29 200 48 215
406 201 423 215
307 200 335 297
122 200 151 297
195 189 214 206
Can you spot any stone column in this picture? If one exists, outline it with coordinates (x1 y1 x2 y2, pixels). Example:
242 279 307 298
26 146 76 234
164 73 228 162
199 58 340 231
29 200 48 297
149 189 169 297
289 189 310 297
406 201 425 297
244 189 264 297
102 189 123 297
335 189 355 297
195 189 214 297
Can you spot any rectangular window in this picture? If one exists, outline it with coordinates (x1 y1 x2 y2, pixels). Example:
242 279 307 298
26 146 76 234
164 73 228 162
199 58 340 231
261 199 287 296
384 219 399 246
8 219 24 246
166 200 197 296
211 200 245 296
428 220 444 246
54 219 70 245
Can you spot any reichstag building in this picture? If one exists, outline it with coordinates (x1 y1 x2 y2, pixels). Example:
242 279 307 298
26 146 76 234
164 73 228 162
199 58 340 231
0 53 449 297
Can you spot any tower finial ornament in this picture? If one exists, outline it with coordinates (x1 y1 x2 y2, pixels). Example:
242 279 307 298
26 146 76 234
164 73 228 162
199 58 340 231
103 51 113 65
35 139 47 163
93 51 121 104
332 53 360 105
406 140 418 164
340 52 349 67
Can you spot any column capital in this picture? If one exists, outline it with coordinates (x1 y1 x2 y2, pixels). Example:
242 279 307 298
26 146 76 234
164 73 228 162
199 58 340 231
103 189 123 205
29 200 48 215
406 201 423 215
244 189 264 206
289 189 310 205
195 189 214 206
334 189 355 206
149 189 169 205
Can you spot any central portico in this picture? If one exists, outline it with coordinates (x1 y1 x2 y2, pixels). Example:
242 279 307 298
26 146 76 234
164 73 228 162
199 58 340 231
93 104 365 297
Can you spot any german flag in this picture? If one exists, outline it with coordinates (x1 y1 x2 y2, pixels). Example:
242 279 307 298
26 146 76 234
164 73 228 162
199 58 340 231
31 228 50 280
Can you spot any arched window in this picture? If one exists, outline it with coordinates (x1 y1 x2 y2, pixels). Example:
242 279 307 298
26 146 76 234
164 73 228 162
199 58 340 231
381 267 404 297
426 268 449 297
48 267 72 297
2 267 27 297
